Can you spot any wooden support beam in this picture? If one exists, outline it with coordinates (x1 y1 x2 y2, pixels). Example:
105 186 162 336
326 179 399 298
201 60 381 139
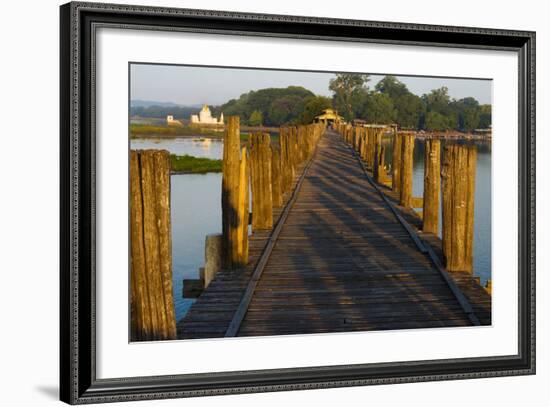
442 144 477 273
271 145 283 207
392 130 402 194
130 149 176 341
399 133 415 207
236 146 250 267
373 129 384 182
203 234 222 288
423 139 441 234
222 116 242 269
250 132 273 230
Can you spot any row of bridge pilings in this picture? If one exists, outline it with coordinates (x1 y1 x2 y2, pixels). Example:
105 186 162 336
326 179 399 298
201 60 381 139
335 122 479 278
128 117 325 341
222 117 325 269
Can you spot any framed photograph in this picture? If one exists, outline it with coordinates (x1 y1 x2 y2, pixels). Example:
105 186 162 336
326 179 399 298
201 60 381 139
60 1 535 404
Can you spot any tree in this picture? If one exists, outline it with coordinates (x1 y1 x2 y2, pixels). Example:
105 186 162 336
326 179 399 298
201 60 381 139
394 93 424 129
266 95 304 125
422 87 458 130
478 104 492 129
425 111 454 131
219 86 315 126
248 110 263 126
373 76 423 129
329 74 370 122
423 86 452 113
298 96 332 124
452 97 481 131
375 75 409 99
362 92 396 124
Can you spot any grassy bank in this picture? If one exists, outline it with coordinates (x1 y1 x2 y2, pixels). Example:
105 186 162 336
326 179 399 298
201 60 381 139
131 124 223 138
131 123 279 143
170 154 222 174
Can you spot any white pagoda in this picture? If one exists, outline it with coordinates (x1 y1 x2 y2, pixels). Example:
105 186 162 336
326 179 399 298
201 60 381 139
190 105 224 125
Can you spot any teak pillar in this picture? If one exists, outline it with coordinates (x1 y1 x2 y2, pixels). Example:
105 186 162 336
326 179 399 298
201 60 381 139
373 129 384 182
399 133 415 207
130 149 176 342
423 139 441 234
271 145 283 207
222 116 249 269
236 146 250 266
392 130 402 193
441 144 477 273
249 132 273 230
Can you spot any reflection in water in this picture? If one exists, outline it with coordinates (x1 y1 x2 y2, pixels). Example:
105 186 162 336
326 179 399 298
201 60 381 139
131 137 223 159
132 136 492 321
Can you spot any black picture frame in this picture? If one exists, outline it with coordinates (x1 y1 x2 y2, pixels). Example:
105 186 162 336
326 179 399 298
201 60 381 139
60 1 536 404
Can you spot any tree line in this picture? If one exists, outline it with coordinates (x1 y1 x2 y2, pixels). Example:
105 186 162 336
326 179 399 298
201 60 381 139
329 74 491 131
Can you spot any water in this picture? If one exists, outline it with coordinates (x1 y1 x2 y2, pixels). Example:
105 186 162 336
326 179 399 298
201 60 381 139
131 136 492 322
131 137 223 159
384 137 492 284
171 173 221 320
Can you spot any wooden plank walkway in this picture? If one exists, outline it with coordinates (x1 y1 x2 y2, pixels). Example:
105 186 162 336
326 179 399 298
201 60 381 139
178 130 489 339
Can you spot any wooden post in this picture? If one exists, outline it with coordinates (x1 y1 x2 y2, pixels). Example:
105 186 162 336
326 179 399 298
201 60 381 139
222 116 246 269
290 126 298 170
271 145 283 207
423 139 441 234
367 128 376 169
392 130 401 194
373 129 383 182
441 144 477 273
360 128 368 161
250 132 273 230
236 147 249 266
203 234 222 288
280 127 294 193
130 149 176 341
399 133 415 207
353 127 361 151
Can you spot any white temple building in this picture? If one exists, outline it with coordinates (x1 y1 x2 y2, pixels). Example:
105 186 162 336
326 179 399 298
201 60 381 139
190 105 224 125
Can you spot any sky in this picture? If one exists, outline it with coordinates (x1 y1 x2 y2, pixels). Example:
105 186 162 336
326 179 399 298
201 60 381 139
130 63 492 106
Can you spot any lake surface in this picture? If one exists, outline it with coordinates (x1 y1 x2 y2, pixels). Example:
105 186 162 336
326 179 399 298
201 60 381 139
131 137 223 159
131 136 491 322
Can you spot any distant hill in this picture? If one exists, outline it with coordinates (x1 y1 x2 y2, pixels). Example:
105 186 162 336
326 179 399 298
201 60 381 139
130 101 206 120
130 100 184 108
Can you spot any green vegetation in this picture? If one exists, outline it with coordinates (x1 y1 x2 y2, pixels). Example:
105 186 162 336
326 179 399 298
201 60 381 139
329 74 492 132
329 74 371 122
170 154 222 173
248 110 264 126
298 96 332 124
217 86 316 126
130 124 222 138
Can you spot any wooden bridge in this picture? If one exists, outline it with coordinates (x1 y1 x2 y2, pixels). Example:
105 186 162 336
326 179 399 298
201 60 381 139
175 125 491 340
